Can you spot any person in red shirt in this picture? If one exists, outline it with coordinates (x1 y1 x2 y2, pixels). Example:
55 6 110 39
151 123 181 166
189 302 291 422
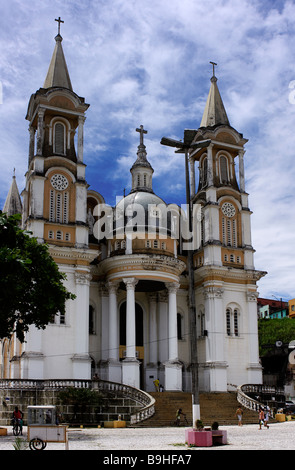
12 407 23 435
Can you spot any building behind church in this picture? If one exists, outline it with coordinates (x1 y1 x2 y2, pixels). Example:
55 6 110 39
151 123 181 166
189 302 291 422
0 28 266 394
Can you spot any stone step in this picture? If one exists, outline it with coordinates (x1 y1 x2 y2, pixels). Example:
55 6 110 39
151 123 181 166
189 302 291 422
135 391 260 427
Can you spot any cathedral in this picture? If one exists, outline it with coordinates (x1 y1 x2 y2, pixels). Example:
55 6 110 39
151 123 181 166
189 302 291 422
1 26 265 393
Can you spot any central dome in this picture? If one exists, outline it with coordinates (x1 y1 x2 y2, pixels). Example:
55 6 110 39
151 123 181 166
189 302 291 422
114 190 175 236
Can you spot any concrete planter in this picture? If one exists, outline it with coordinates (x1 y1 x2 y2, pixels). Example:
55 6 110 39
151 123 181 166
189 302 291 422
185 428 227 447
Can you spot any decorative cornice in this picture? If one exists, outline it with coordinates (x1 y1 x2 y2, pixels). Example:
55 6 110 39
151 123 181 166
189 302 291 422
48 245 99 264
195 264 267 283
100 253 186 277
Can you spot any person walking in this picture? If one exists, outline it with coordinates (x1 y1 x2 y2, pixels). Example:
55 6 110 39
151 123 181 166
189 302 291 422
153 378 160 392
175 408 187 426
259 407 265 430
264 406 270 429
235 406 243 426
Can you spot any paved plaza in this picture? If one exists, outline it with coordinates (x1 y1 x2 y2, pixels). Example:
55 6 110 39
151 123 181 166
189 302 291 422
0 420 294 451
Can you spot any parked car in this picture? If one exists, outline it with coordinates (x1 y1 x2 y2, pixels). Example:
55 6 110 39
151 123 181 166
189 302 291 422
283 400 295 414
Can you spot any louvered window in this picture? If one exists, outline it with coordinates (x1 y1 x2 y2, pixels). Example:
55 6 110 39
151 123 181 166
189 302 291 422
54 122 65 154
49 190 69 224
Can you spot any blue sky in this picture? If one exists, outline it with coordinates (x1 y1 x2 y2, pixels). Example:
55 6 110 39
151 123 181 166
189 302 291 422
0 0 295 301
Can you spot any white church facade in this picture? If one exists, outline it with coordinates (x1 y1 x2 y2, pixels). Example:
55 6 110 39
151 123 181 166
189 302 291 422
1 28 265 393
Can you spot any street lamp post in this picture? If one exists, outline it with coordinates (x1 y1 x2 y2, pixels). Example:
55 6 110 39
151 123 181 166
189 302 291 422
160 135 211 425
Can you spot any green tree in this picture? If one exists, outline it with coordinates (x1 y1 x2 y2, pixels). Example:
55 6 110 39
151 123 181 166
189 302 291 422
0 212 75 342
258 317 295 356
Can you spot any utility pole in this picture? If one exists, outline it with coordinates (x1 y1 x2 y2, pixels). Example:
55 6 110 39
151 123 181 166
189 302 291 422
160 135 211 424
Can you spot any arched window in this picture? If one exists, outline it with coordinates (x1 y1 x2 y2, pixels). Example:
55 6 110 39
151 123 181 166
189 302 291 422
54 122 66 155
226 307 240 337
220 155 229 184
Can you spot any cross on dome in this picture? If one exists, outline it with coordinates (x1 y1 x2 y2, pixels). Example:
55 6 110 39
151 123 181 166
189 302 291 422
136 125 147 146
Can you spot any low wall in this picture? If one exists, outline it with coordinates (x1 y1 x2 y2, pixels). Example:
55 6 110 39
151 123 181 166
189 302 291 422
0 381 142 426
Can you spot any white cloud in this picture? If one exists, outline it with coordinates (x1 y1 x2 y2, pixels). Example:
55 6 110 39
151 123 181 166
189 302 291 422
1 0 295 299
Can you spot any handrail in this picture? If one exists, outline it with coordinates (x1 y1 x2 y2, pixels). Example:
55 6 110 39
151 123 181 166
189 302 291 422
0 378 155 425
237 384 285 415
94 379 155 425
236 384 262 412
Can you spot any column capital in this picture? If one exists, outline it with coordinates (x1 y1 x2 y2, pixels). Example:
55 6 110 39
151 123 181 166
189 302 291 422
203 286 224 299
123 277 138 290
148 293 158 303
37 108 45 117
78 115 86 124
246 290 258 302
75 272 92 285
107 280 119 294
165 282 180 294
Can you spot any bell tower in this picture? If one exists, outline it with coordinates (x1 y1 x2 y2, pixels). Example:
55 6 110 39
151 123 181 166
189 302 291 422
189 64 265 391
23 18 90 248
190 65 252 270
19 20 98 380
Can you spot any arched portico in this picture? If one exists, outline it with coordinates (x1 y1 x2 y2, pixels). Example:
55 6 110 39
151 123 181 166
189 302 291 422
100 253 186 391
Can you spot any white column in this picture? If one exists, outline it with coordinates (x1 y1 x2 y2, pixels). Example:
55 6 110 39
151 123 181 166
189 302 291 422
158 291 168 364
167 283 179 362
72 272 92 379
164 282 182 391
203 285 227 392
106 281 121 383
239 150 245 193
246 291 263 384
146 293 158 392
123 278 138 359
207 143 214 187
149 293 158 365
100 284 109 362
77 115 86 162
28 126 35 162
108 281 119 361
36 109 45 156
122 277 140 388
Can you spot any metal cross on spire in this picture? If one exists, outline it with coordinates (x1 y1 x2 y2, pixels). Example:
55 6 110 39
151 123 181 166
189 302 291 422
210 61 217 77
55 16 64 35
136 125 147 146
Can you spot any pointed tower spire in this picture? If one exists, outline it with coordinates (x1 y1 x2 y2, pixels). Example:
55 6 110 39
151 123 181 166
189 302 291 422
43 18 73 90
200 62 229 128
3 170 22 216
